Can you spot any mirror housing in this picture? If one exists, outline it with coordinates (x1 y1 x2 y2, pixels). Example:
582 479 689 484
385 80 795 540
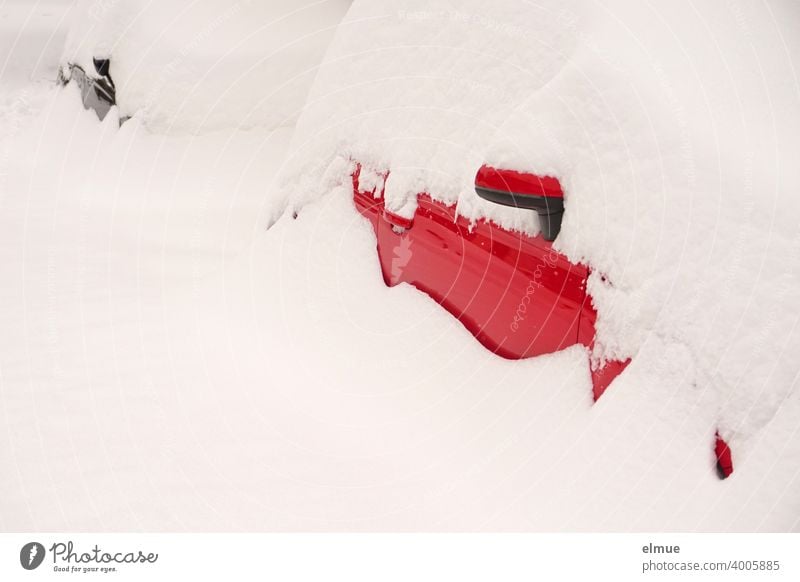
93 58 111 80
474 165 564 241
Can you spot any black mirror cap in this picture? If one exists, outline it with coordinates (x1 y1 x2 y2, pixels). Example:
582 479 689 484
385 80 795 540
93 57 111 78
474 165 565 241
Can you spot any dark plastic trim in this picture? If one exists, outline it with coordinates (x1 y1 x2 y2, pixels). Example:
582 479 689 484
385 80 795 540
475 185 564 241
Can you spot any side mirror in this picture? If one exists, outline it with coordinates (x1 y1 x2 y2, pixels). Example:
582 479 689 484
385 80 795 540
60 62 116 121
474 165 564 241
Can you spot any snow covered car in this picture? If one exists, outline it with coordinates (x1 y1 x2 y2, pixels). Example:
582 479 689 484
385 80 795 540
55 0 749 482
272 0 781 482
53 1 634 411
351 159 735 480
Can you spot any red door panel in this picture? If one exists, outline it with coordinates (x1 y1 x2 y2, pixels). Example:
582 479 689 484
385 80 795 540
354 174 588 359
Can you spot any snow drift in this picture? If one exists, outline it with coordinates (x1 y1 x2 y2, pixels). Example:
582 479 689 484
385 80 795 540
279 0 800 455
60 0 352 133
1 0 799 532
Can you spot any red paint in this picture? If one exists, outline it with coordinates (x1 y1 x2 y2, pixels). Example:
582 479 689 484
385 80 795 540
590 358 631 401
579 301 632 400
351 164 628 391
715 433 734 479
382 208 414 230
475 165 564 198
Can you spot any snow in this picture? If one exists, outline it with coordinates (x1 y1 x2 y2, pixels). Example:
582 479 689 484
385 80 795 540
0 0 798 532
280 0 800 476
60 0 352 133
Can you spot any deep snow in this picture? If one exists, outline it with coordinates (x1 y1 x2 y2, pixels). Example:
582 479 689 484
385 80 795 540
61 0 352 133
280 0 800 479
0 0 798 532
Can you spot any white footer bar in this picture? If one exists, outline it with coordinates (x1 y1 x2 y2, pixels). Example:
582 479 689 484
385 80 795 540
1 534 797 581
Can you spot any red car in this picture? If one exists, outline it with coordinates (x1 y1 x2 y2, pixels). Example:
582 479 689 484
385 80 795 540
352 162 733 479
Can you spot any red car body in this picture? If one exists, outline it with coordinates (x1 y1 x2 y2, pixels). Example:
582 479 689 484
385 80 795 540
352 164 628 399
351 163 733 479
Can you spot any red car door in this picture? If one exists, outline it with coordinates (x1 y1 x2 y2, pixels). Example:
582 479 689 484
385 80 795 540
353 166 590 360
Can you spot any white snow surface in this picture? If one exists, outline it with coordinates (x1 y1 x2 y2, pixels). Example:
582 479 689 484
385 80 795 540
0 0 797 531
60 0 352 133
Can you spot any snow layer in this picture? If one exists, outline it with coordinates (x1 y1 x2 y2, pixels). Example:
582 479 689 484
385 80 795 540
280 0 800 454
0 0 70 88
1 85 799 531
61 0 352 133
0 1 798 532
